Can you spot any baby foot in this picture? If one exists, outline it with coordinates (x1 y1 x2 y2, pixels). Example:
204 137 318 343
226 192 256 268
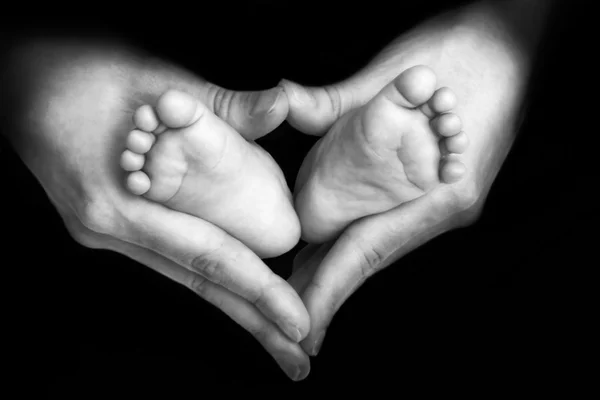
294 65 468 243
120 89 300 258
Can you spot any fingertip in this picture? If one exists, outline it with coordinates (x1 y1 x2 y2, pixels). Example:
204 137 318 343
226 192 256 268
258 85 289 132
230 86 289 141
279 79 329 135
273 346 311 381
300 329 326 357
267 279 312 344
279 79 314 107
311 331 326 356
297 358 311 381
292 301 312 343
298 286 330 355
300 338 312 357
250 85 287 117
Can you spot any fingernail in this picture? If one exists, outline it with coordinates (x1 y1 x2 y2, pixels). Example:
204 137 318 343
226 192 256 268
284 80 314 106
276 357 302 381
283 324 303 343
251 87 282 116
291 366 302 381
285 365 302 381
311 331 326 356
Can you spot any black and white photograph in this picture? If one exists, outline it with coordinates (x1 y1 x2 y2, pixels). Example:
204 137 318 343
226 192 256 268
1 0 591 395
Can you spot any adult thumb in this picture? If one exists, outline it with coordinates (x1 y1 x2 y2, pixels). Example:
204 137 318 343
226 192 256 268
276 79 350 136
279 74 388 136
203 83 289 141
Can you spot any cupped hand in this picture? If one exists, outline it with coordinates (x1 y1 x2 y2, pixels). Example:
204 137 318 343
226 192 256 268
2 38 310 380
279 18 531 356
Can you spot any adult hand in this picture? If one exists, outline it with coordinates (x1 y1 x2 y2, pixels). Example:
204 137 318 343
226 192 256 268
280 0 539 356
1 38 310 381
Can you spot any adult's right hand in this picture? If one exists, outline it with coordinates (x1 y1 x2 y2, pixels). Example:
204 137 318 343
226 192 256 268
1 38 310 381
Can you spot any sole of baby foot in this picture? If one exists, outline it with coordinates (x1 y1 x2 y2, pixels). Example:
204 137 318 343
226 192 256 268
294 65 468 244
121 89 300 258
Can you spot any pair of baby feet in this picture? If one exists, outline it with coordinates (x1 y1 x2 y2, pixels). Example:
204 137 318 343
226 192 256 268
120 66 468 258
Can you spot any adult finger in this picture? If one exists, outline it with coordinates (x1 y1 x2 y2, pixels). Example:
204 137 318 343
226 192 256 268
279 79 355 136
116 201 310 344
280 69 396 136
288 242 333 295
199 82 289 141
294 186 473 356
90 233 311 381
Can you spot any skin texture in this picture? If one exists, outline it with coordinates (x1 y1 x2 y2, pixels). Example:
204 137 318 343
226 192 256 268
0 0 555 382
0 39 310 381
293 65 468 244
282 0 556 357
121 89 301 259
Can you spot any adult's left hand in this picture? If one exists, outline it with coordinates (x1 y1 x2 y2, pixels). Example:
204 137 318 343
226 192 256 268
278 1 536 354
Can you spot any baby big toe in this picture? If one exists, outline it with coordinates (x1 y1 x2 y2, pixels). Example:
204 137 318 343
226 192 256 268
390 65 437 107
432 113 462 137
156 90 203 129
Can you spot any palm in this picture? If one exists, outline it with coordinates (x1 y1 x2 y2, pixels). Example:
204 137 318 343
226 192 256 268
5 39 311 381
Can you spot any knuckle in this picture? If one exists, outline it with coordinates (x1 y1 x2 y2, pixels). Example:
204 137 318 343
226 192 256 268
62 212 105 249
77 198 117 235
188 273 210 297
358 245 386 277
211 86 233 122
323 85 345 120
190 255 223 285
445 180 484 225
351 234 387 278
68 225 101 249
453 182 480 210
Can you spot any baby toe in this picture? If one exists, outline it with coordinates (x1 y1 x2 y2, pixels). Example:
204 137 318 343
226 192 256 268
444 131 469 154
391 65 437 108
429 87 457 113
133 104 160 132
440 158 466 183
126 129 156 154
432 113 462 137
120 149 145 171
126 171 151 195
156 90 204 129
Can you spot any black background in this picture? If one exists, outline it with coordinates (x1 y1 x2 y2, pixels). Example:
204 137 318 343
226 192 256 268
1 1 593 395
